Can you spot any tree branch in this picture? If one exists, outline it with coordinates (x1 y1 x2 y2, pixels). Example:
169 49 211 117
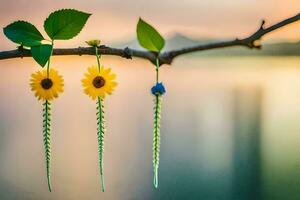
0 13 299 65
160 13 300 64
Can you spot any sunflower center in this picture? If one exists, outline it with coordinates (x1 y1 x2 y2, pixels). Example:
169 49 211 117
41 78 53 90
93 76 105 88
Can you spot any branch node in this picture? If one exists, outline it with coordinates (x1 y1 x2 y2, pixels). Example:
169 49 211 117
260 20 266 30
97 45 107 54
159 53 173 65
17 45 24 59
78 46 83 56
253 40 262 49
123 47 132 59
247 40 262 49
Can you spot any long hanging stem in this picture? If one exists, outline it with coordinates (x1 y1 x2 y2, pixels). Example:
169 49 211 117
152 57 162 188
96 97 105 192
153 94 162 188
43 40 53 192
43 100 52 192
95 45 105 192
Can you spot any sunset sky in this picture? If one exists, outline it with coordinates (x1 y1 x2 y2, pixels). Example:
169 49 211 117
0 0 299 50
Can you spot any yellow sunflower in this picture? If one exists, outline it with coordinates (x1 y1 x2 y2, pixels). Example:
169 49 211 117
82 66 117 100
30 69 64 101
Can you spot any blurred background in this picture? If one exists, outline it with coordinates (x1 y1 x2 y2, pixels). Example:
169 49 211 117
0 0 300 199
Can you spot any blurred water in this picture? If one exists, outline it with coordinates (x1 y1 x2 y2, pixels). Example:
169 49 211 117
0 56 300 200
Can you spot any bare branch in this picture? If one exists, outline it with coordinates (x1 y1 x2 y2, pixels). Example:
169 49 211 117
0 46 157 62
161 12 300 64
0 13 299 65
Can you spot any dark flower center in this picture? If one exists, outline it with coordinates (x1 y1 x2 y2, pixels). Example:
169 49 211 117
41 78 53 90
93 76 105 88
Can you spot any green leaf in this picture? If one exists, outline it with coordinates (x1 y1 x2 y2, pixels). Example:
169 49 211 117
31 44 53 67
44 9 91 40
3 21 44 47
136 18 165 52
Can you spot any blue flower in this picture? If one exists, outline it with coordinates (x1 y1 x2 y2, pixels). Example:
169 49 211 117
151 82 166 95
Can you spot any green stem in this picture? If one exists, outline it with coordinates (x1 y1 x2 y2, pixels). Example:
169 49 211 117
97 97 105 192
47 41 54 78
154 167 158 188
155 58 159 84
95 44 105 192
43 100 52 192
95 46 101 72
44 40 53 191
153 95 162 189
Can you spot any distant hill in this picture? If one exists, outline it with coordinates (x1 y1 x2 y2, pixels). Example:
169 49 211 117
113 33 300 56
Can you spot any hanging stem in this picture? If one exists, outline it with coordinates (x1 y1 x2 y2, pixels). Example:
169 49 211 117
152 57 161 188
95 45 105 192
44 40 53 191
97 97 105 192
153 94 162 189
43 100 52 192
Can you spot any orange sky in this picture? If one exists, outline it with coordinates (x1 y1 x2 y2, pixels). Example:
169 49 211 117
0 0 299 50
